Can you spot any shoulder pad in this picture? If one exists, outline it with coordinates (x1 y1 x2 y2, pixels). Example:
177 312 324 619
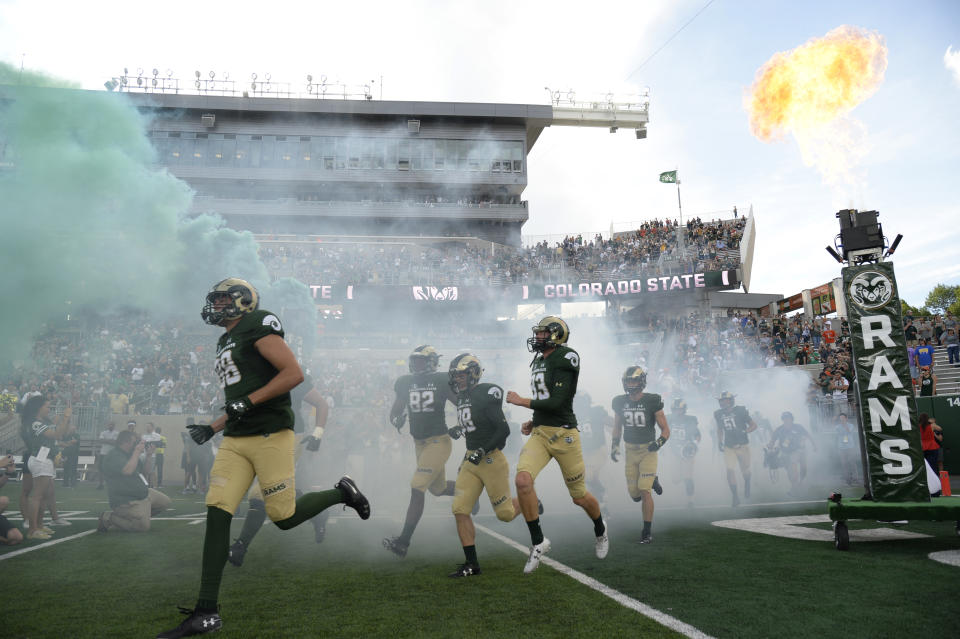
483 384 504 401
559 347 580 370
248 309 284 337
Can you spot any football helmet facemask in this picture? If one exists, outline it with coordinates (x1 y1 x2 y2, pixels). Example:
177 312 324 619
448 353 483 393
622 366 647 394
409 345 440 374
201 278 259 326
527 316 570 352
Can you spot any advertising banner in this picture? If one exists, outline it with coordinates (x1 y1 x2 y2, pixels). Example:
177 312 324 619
308 269 739 304
842 261 928 502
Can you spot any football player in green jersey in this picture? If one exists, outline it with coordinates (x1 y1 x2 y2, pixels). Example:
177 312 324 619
713 391 758 507
574 393 613 508
383 345 457 558
667 399 701 507
446 354 524 577
227 370 331 567
158 278 370 639
506 316 608 573
610 366 670 544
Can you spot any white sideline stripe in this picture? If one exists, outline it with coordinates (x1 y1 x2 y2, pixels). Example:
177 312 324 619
476 524 715 639
0 530 96 561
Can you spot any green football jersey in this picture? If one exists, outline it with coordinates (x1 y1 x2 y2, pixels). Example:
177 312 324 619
670 414 700 444
529 345 580 427
214 309 294 436
612 392 663 445
394 371 451 439
714 405 751 447
455 382 510 452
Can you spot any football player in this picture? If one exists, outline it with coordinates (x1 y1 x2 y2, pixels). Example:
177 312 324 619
157 278 370 639
574 393 612 508
383 345 457 558
506 316 608 573
610 366 670 543
227 369 331 567
766 411 817 497
446 354 524 577
713 391 758 507
668 399 700 507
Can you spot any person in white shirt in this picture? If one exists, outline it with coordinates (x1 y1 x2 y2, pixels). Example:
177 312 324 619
97 422 120 489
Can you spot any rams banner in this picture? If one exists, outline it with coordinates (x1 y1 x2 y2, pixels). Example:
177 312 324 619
842 261 928 502
309 269 738 303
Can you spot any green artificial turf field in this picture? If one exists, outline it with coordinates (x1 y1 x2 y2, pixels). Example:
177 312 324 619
3 483 958 638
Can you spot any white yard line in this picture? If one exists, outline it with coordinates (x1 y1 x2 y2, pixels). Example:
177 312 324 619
0 530 97 561
476 523 716 639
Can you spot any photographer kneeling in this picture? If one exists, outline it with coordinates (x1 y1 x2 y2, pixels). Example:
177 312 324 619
99 431 171 532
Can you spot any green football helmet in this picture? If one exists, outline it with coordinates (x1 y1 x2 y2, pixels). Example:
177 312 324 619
527 316 570 352
409 345 441 374
202 277 259 326
622 366 647 394
448 353 483 392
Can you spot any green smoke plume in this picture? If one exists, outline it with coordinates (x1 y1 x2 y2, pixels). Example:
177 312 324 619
0 63 316 369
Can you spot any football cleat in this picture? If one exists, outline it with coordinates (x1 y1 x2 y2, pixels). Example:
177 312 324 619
227 539 247 567
335 476 371 520
596 525 610 559
156 606 222 638
448 562 482 578
49 518 72 526
639 532 653 544
523 538 551 574
652 476 663 496
382 536 409 558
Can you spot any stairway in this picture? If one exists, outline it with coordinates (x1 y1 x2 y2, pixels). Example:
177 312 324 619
932 345 960 395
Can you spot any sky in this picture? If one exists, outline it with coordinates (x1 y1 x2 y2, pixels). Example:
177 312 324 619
0 0 958 307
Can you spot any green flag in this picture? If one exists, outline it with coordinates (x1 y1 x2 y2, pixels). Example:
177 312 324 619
659 170 677 183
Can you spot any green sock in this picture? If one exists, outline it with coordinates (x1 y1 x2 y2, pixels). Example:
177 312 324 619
197 506 233 610
464 545 478 565
237 500 266 546
275 489 343 530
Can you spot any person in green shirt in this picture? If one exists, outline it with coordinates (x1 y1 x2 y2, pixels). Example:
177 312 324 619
99 430 171 532
506 316 608 574
157 278 371 639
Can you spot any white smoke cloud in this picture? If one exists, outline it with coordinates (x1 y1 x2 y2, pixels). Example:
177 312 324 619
945 46 960 85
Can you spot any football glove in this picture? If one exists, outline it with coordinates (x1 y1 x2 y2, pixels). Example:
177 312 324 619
610 441 620 463
467 447 486 465
447 426 464 440
225 396 253 421
391 412 407 433
188 424 215 445
648 436 667 452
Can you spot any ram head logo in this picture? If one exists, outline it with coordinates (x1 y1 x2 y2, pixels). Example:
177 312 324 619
848 271 893 310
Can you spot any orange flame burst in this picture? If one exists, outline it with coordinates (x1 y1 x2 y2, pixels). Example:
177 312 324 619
746 26 887 142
